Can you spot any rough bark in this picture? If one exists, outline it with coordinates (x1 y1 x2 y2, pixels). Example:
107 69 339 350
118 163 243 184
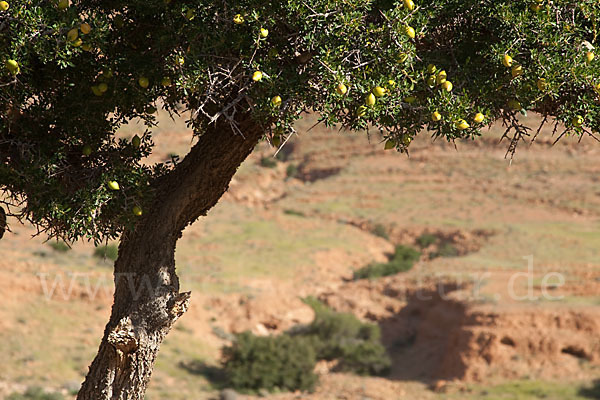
77 115 263 400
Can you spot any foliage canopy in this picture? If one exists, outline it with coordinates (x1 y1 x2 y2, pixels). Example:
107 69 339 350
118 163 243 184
1 0 599 242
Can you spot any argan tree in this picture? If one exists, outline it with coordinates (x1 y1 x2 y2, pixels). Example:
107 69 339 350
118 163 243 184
1 0 599 398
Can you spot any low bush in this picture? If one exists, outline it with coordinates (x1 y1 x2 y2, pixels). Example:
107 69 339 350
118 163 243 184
353 245 420 280
222 331 318 393
47 241 70 253
260 156 277 168
300 297 391 376
286 164 299 179
416 233 438 248
93 244 118 261
370 223 389 240
221 298 390 393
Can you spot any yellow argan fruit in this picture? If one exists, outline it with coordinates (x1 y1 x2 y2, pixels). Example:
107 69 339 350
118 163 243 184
138 77 149 88
508 99 522 110
372 86 386 97
572 115 584 127
585 52 595 64
436 70 447 85
403 0 415 11
455 119 470 130
233 14 244 24
80 23 91 34
271 95 282 106
67 28 78 42
91 86 103 96
6 59 19 74
536 78 547 91
107 181 120 191
366 93 376 106
511 65 523 77
82 145 92 156
336 83 348 95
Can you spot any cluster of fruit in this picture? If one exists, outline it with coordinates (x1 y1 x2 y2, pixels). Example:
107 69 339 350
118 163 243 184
1 0 600 242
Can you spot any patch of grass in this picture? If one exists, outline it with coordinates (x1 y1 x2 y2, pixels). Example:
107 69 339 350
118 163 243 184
432 242 459 258
7 387 65 400
353 245 420 280
370 223 389 240
456 380 595 400
283 209 306 217
47 241 71 253
93 244 118 261
416 233 438 248
260 156 278 168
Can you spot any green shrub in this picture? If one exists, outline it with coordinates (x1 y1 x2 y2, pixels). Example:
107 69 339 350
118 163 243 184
370 223 389 240
299 297 391 376
93 244 119 261
47 241 70 253
260 156 277 168
285 164 299 179
6 387 65 400
336 341 391 376
223 331 318 393
416 233 438 248
220 299 390 394
432 242 459 258
353 245 420 280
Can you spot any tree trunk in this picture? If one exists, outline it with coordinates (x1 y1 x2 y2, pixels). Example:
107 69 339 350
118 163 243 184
78 116 263 400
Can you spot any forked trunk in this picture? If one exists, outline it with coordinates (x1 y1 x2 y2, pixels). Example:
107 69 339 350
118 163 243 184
78 116 263 399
